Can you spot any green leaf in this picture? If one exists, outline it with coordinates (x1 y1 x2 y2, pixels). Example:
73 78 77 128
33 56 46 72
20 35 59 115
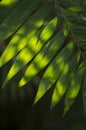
77 40 86 50
64 62 85 114
0 0 20 23
0 2 54 67
2 16 58 88
0 0 86 113
0 0 18 6
67 13 86 26
58 0 82 13
67 5 81 13
72 26 86 37
0 0 41 41
51 50 80 108
34 41 74 104
19 28 69 87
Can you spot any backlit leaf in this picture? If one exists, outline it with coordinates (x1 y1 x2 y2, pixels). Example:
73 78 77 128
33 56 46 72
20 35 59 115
2 16 58 88
34 41 74 104
19 29 69 87
0 2 54 67
64 62 85 114
51 50 80 108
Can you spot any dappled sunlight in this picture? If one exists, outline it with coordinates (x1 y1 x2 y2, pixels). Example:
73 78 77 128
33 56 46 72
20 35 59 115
0 1 54 67
34 81 47 104
28 35 41 52
62 64 69 75
51 50 81 109
19 29 69 87
0 0 17 7
35 19 44 28
34 41 74 104
51 87 60 107
19 55 49 87
51 50 80 108
56 81 66 96
40 17 58 41
64 62 85 113
63 28 69 36
0 34 27 67
51 81 66 107
19 78 27 88
2 16 58 88
67 82 80 99
2 35 38 85
0 0 42 41
5 48 33 79
67 40 74 49
68 6 81 12
0 0 86 114
51 63 70 108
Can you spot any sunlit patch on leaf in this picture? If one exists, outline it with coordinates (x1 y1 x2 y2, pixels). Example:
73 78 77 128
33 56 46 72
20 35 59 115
64 62 85 114
34 41 74 105
0 2 54 67
51 49 80 108
68 6 81 12
0 0 86 113
0 0 17 6
19 29 69 87
2 16 58 88
0 0 43 41
40 16 58 41
63 28 69 36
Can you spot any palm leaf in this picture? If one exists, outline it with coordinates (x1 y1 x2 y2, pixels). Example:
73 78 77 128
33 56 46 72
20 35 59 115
0 0 86 113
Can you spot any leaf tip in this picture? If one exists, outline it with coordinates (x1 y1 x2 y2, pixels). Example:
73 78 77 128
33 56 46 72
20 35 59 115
19 78 26 87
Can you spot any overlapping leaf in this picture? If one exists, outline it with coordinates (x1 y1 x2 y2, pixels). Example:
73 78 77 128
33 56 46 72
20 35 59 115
0 0 86 112
0 1 54 66
34 41 74 104
0 0 42 41
2 16 58 87
64 62 85 114
0 0 20 24
51 49 80 108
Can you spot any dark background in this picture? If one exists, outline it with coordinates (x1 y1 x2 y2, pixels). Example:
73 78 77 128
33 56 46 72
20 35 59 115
0 81 86 130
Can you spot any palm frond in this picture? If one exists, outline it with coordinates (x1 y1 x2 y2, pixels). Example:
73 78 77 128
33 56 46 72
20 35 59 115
0 0 86 114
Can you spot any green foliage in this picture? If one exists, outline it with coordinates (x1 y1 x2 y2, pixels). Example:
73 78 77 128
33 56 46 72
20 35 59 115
0 0 86 114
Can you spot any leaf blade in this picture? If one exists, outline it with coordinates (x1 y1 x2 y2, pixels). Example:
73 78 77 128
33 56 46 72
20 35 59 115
51 50 80 108
34 41 74 104
2 16 58 88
